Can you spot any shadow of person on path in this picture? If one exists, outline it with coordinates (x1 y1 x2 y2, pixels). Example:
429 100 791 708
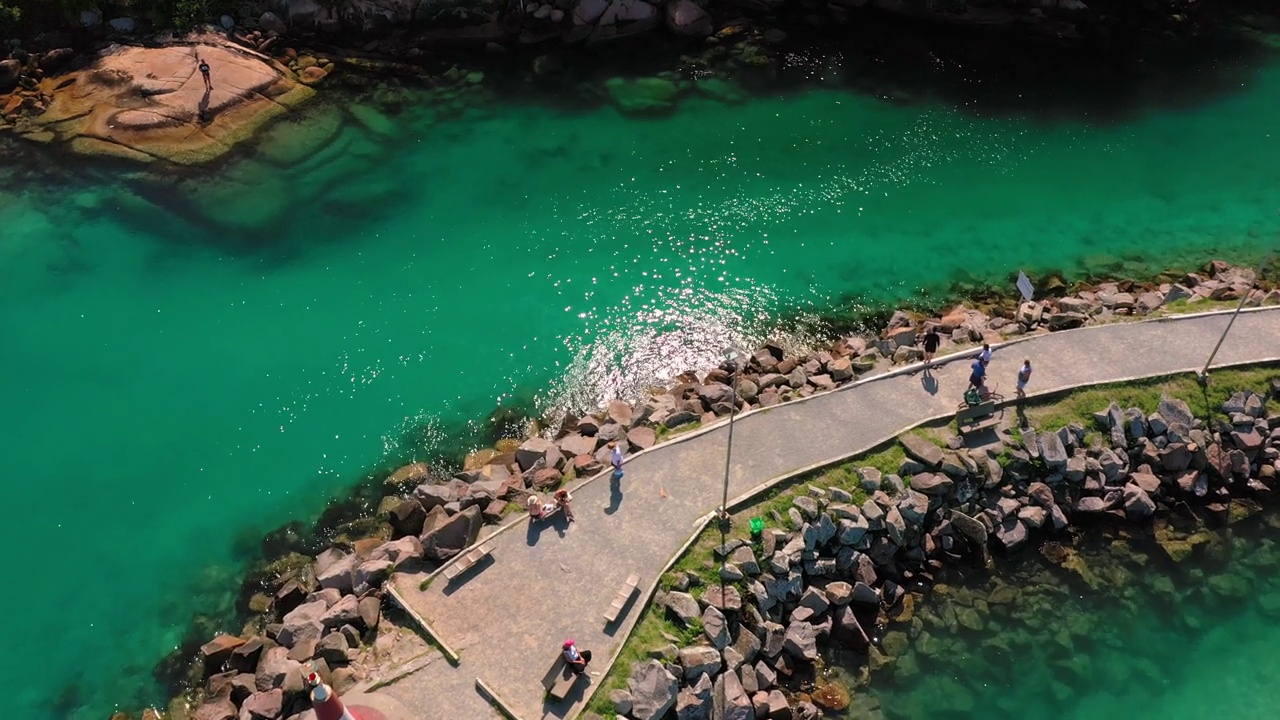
526 518 550 546
197 87 213 125
605 473 623 515
921 371 938 396
1015 401 1029 429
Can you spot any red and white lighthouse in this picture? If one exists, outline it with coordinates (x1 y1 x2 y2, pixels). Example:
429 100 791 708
307 671 389 720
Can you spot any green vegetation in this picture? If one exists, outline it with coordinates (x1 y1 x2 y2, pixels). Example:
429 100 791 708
0 0 236 34
1024 365 1277 432
655 419 703 441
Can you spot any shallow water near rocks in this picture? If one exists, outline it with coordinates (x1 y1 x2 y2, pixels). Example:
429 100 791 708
3 37 1280 720
827 514 1280 720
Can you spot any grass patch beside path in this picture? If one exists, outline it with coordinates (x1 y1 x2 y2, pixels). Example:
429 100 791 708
1024 365 1278 432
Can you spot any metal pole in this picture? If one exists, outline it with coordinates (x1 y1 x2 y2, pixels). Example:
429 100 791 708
1197 290 1252 381
1198 250 1274 382
721 362 739 515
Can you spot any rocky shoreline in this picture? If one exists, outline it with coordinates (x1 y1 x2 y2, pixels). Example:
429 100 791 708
118 258 1276 720
594 378 1280 720
4 1 1277 164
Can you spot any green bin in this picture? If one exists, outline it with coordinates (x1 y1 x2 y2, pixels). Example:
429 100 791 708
749 517 765 536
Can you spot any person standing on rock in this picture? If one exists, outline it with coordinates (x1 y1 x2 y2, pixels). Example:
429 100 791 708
1016 359 1033 400
562 639 592 675
609 441 624 480
198 56 212 91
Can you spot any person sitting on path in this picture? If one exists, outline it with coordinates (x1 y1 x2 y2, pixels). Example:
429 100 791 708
528 495 546 520
921 327 941 368
197 56 212 91
968 357 987 390
554 488 575 523
1016 359 1032 400
979 342 992 365
562 639 592 675
609 441 624 479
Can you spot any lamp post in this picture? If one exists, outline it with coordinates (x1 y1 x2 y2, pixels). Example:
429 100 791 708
1197 250 1276 384
720 346 745 522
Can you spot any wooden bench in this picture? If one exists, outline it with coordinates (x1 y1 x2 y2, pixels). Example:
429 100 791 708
542 654 585 701
603 573 641 625
956 400 999 436
442 543 492 583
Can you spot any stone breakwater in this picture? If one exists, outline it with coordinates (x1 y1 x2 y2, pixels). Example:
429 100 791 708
131 259 1274 720
597 382 1280 720
395 258 1274 544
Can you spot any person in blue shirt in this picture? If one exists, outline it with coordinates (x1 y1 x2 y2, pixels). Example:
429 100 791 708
969 357 987 390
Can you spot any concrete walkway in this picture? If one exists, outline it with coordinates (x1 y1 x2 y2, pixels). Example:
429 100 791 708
382 307 1280 720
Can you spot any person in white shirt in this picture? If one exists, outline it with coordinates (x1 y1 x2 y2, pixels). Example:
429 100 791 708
609 441 624 478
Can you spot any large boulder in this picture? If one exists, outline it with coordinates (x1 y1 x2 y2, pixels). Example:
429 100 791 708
603 76 681 115
1123 483 1156 520
238 689 283 720
277 600 326 648
662 591 701 626
910 472 952 496
384 462 431 488
0 59 20 93
994 517 1028 551
676 672 714 720
666 0 712 36
200 635 245 672
23 42 311 165
253 646 302 692
421 505 483 561
678 645 722 679
1038 432 1069 472
627 659 679 720
1158 395 1195 432
702 605 730 649
574 0 610 24
949 510 987 547
368 536 422 567
192 696 237 720
321 595 361 629
387 497 426 538
600 0 659 25
315 552 357 594
714 669 755 720
515 437 555 472
900 435 943 468
783 620 818 661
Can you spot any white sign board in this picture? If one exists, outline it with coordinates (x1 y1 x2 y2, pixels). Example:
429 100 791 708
1016 271 1034 302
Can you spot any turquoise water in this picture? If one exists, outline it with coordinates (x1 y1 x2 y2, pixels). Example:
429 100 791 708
849 516 1280 720
2 39 1280 719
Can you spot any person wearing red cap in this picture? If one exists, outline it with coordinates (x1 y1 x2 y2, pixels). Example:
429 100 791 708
562 639 592 675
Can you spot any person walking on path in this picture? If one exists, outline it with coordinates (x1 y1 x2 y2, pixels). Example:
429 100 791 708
609 441 624 479
562 639 592 675
921 327 941 370
1016 359 1032 400
968 356 987 390
197 56 212 91
978 342 992 365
